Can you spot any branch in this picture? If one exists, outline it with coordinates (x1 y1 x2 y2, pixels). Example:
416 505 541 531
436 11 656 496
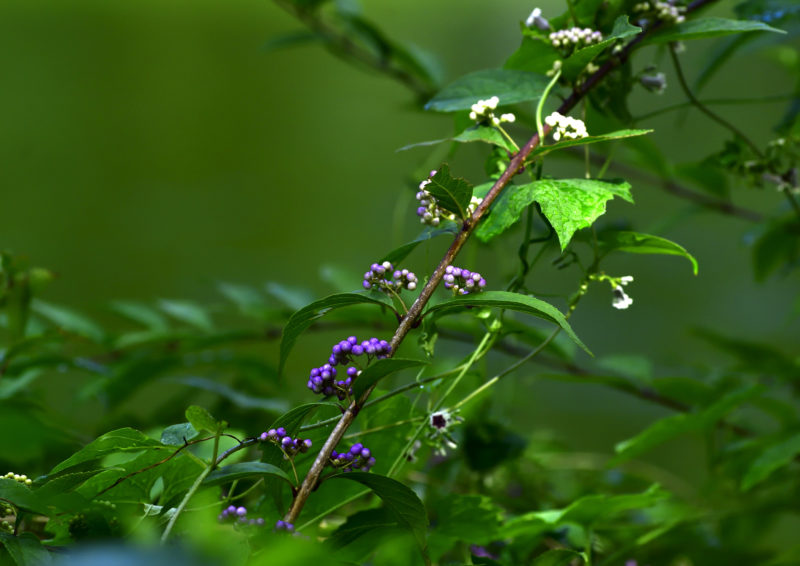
283 0 722 525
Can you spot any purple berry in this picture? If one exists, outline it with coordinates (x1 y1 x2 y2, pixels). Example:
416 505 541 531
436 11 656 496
236 506 247 517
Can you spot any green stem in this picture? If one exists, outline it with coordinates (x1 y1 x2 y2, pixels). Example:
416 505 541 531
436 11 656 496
536 69 562 144
161 433 221 544
343 417 424 439
494 124 520 152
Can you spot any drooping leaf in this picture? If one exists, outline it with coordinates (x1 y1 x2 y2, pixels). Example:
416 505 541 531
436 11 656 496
0 532 53 566
31 300 106 343
741 433 800 491
426 165 474 220
352 358 427 399
647 17 786 44
529 129 652 159
425 291 591 355
598 231 698 275
169 377 288 413
452 126 518 153
611 386 764 465
752 216 800 281
50 428 167 475
108 300 169 331
278 292 394 375
158 299 213 331
185 406 220 434
425 68 550 112
203 461 293 487
217 282 271 319
332 472 428 555
380 225 459 264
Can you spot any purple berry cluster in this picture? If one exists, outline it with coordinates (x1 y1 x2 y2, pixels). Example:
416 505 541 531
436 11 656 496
218 505 266 526
258 427 312 458
443 265 487 295
330 442 376 472
274 520 295 533
307 336 391 399
363 261 418 293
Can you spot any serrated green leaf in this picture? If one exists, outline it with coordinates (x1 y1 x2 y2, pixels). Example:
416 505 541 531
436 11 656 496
475 182 538 243
185 405 219 433
278 293 395 375
380 225 459 264
425 68 550 112
647 17 786 44
50 428 167 475
425 290 590 355
158 299 213 331
427 165 473 219
0 532 53 566
32 300 106 343
741 433 800 491
204 461 293 487
352 358 427 400
598 231 698 275
332 472 428 556
611 386 763 465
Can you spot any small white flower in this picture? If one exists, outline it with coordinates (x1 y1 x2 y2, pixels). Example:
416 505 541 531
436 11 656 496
620 275 634 285
612 285 634 309
500 113 516 123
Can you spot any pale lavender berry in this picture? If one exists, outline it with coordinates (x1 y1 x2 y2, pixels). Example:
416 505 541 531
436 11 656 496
236 506 247 517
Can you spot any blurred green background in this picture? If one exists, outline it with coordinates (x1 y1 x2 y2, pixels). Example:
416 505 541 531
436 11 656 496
1 0 797 479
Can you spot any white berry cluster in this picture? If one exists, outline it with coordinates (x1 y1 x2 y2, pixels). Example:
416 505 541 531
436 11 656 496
612 275 634 310
416 172 483 226
3 472 32 486
549 27 603 49
469 96 516 126
633 1 686 24
544 112 589 142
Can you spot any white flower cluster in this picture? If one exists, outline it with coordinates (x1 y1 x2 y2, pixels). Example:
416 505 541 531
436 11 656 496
633 1 686 24
544 112 588 141
469 96 515 126
612 276 634 310
525 7 550 30
549 27 603 48
416 173 483 226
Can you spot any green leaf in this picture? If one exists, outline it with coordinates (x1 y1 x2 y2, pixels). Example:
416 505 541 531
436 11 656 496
380 225 459 264
332 472 428 555
108 300 169 331
0 532 53 566
478 179 633 248
158 299 213 331
598 231 698 275
0 479 49 515
185 405 219 434
31 300 106 342
426 165 474 220
0 369 42 400
741 433 800 491
504 36 560 75
204 461 293 487
452 125 517 153
531 549 584 566
561 16 642 80
278 292 394 375
647 17 786 44
50 428 166 475
217 282 270 318
160 423 200 446
425 68 550 112
611 386 763 464
352 358 427 400
425 290 591 355
529 129 652 159
431 495 502 544
328 508 403 554
752 216 800 282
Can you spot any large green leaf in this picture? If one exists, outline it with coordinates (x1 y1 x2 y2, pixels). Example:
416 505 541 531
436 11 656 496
332 472 428 555
203 461 293 487
477 179 632 250
351 358 426 399
504 36 560 75
426 165 474 220
598 231 698 275
425 291 591 355
278 292 394 375
50 428 167 475
0 532 53 566
611 386 763 465
647 17 785 44
741 433 800 491
425 68 550 112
